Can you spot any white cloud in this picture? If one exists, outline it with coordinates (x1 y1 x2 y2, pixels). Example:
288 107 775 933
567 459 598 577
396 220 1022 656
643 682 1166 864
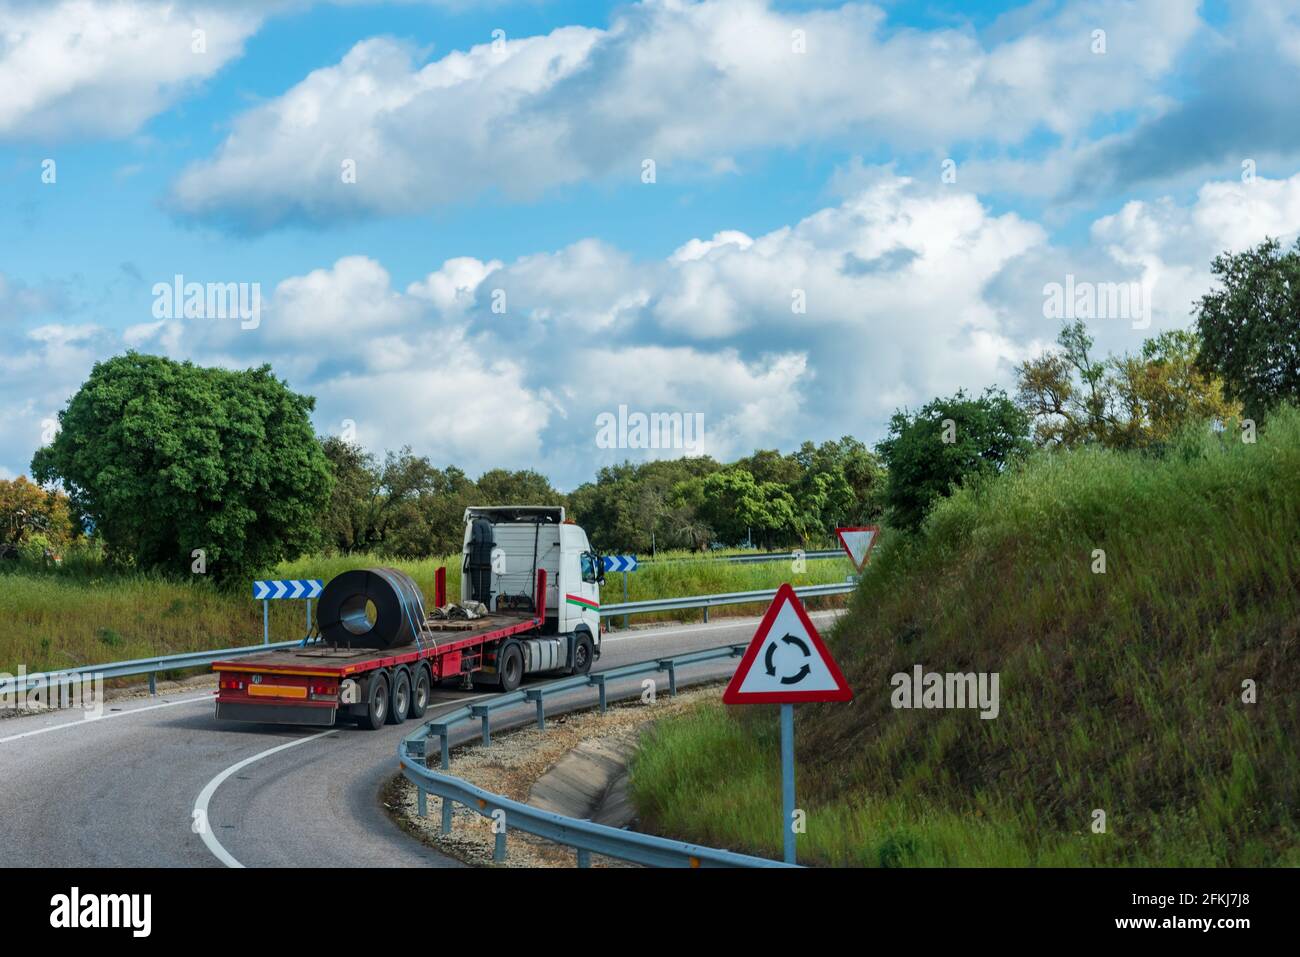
11 170 1300 487
0 0 264 140
169 0 1202 231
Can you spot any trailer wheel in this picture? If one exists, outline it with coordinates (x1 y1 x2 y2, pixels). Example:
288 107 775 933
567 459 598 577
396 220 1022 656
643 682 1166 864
388 669 411 725
357 673 389 730
498 643 524 693
410 666 431 718
572 633 594 676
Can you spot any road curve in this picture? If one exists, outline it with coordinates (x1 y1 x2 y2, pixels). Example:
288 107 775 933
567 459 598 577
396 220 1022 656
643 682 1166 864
0 611 841 867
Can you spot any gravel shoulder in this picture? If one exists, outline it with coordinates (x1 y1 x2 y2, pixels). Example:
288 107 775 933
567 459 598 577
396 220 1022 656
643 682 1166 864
386 684 722 868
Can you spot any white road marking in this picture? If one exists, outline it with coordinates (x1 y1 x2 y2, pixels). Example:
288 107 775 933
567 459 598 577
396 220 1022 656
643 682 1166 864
0 693 214 745
192 690 494 867
194 729 337 868
600 609 843 644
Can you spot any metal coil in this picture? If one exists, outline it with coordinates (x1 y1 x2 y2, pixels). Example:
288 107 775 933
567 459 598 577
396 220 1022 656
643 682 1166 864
317 567 427 650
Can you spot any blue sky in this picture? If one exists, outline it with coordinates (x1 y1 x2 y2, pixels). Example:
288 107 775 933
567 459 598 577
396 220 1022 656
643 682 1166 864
2 0 1299 489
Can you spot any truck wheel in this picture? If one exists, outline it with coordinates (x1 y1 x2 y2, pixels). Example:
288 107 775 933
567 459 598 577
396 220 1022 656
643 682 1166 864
498 643 523 693
572 633 594 676
357 673 389 730
410 666 431 718
387 669 411 725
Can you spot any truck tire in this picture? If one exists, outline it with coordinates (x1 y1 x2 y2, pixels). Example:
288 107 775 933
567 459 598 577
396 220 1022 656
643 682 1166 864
497 643 523 693
572 633 595 676
410 666 431 719
357 673 389 730
387 669 411 725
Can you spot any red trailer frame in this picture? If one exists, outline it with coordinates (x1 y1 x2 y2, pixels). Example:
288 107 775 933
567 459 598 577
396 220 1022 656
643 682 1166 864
212 568 548 728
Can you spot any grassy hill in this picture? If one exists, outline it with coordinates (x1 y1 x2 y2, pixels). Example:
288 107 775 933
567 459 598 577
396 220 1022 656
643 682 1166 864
630 409 1300 866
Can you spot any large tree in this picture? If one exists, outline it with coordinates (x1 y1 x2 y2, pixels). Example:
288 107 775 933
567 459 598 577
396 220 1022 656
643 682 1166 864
1016 321 1239 449
877 388 1031 533
697 467 800 548
31 353 332 582
1194 236 1300 419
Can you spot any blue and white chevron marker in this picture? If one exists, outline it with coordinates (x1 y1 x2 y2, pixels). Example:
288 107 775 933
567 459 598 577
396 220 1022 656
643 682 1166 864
253 579 323 600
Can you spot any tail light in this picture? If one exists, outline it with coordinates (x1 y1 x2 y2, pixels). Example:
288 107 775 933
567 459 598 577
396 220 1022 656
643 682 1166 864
220 676 246 691
309 681 337 700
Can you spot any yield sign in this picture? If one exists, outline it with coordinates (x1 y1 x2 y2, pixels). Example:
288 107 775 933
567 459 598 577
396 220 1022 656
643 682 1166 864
835 525 879 571
723 583 853 704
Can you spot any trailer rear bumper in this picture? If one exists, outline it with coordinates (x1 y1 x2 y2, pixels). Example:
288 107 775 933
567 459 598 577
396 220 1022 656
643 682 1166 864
215 699 337 726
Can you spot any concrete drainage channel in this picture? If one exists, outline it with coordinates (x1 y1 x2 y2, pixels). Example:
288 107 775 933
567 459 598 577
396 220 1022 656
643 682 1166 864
396 645 796 868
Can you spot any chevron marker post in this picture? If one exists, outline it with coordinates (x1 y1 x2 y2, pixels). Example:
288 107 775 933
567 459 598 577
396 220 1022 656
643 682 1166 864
251 580 325 644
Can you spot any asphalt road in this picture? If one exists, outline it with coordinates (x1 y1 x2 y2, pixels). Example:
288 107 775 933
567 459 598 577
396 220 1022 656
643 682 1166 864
0 611 841 868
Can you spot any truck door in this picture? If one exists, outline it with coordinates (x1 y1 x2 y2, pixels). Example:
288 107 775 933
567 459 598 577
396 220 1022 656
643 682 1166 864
561 547 601 636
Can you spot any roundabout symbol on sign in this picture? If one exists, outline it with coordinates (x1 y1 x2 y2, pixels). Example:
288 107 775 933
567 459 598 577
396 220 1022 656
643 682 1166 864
764 634 812 685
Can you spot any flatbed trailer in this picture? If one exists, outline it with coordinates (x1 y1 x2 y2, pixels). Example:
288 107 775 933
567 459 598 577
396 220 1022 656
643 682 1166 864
213 567 555 729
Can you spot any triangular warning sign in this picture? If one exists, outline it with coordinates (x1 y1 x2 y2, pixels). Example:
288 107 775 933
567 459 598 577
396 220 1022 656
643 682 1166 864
723 583 853 704
836 525 879 571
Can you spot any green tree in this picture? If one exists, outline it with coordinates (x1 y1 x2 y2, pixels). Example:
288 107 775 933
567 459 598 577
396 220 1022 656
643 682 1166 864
567 457 721 553
1194 236 1300 419
792 437 885 539
878 388 1031 532
475 468 558 504
316 437 379 552
31 353 332 582
698 468 800 548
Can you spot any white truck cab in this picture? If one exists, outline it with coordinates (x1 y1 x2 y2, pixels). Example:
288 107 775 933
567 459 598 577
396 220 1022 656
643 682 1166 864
461 506 603 677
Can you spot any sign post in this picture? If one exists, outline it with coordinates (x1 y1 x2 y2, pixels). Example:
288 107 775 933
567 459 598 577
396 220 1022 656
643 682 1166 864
252 579 324 644
723 582 853 864
780 703 795 864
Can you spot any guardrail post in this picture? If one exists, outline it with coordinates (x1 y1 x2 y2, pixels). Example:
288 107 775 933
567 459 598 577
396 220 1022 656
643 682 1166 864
148 673 156 696
441 799 453 834
525 689 546 730
664 661 677 696
703 606 709 623
576 848 591 868
494 822 507 863
590 676 607 714
471 705 492 746
428 724 452 770
417 786 427 818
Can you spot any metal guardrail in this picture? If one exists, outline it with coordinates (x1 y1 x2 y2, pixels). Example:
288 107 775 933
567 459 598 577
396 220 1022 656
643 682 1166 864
397 644 796 868
0 636 318 698
599 581 856 622
640 549 842 565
